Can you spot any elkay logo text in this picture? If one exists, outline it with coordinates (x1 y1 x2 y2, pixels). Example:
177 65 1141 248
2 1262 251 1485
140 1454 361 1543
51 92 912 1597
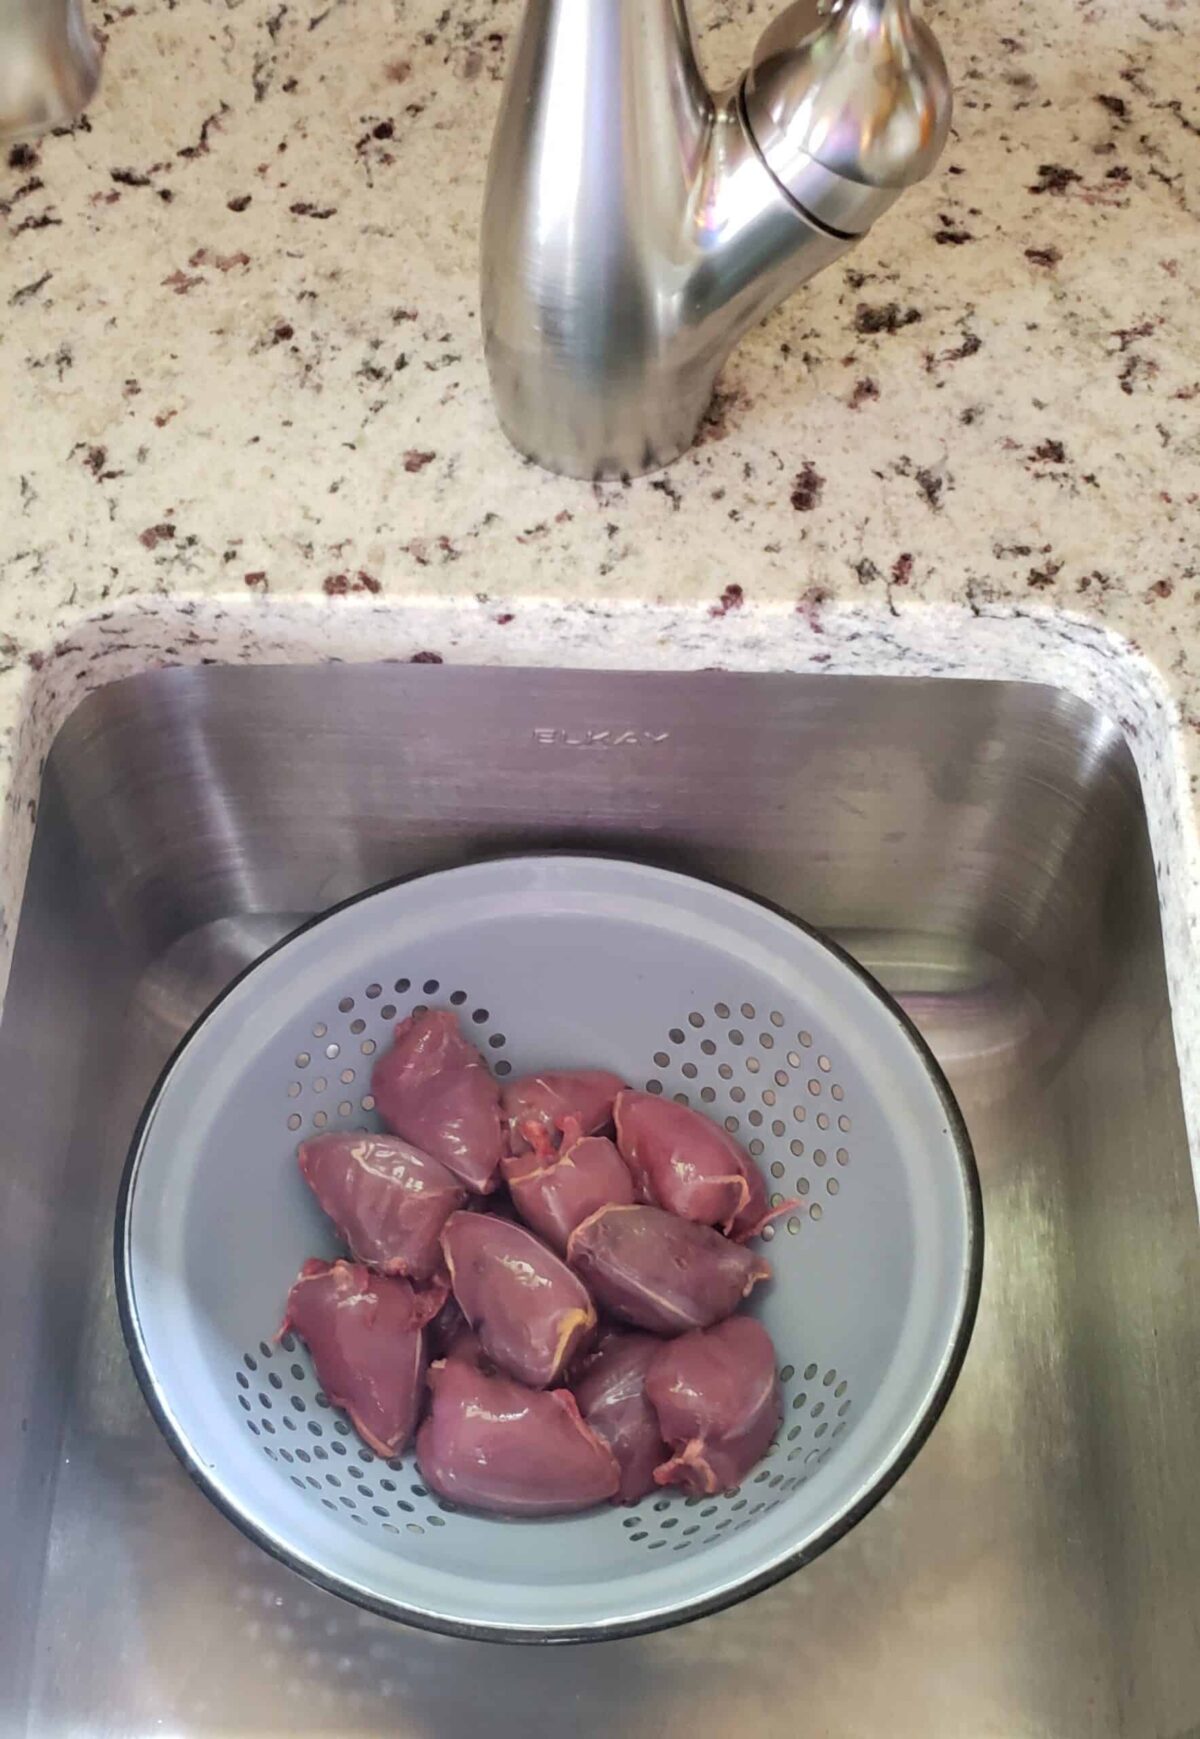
532 728 671 748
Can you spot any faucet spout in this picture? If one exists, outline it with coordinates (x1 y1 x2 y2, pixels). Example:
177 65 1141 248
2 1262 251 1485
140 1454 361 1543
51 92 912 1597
481 0 951 479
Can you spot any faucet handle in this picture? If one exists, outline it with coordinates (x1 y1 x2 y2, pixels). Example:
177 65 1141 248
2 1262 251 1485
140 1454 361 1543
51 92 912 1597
743 0 952 235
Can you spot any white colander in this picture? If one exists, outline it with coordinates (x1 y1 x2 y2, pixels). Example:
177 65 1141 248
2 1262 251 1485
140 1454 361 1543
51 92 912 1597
117 856 981 1642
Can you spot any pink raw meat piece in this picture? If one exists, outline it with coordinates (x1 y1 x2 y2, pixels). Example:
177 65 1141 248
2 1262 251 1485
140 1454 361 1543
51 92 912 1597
298 1130 466 1281
427 1290 470 1359
371 1010 503 1194
647 1316 782 1494
567 1204 770 1335
615 1090 793 1239
417 1356 620 1515
409 1267 451 1327
729 1154 797 1244
281 1259 427 1458
615 1090 750 1232
441 1210 597 1388
503 1069 626 1155
574 1331 667 1504
502 1118 635 1254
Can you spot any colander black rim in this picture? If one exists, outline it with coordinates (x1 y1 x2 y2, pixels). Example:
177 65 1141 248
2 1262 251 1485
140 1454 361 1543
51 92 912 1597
114 851 984 1646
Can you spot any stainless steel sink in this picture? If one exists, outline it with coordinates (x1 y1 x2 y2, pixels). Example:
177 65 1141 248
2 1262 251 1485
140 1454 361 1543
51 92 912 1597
2 664 1197 1738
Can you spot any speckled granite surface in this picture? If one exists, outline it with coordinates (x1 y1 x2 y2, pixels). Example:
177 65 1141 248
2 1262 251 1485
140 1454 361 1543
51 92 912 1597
1 0 1198 1141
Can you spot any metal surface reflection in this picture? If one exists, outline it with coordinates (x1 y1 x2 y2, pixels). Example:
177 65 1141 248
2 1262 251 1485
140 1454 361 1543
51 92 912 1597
481 0 950 476
1 666 1196 1736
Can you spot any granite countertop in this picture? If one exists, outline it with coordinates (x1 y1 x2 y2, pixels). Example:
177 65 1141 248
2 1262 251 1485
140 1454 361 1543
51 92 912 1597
1 0 1198 1102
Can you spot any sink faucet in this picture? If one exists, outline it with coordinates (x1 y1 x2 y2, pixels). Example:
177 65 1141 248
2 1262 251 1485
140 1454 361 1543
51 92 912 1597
480 0 952 478
0 0 99 142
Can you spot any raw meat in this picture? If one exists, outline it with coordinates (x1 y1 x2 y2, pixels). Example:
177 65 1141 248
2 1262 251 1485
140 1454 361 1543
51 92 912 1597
281 1259 427 1458
729 1156 796 1244
441 1210 597 1388
502 1069 625 1154
502 1118 635 1253
573 1332 667 1504
646 1316 782 1495
427 1290 470 1359
615 1090 791 1239
298 1130 466 1281
615 1090 750 1232
417 1356 620 1515
371 1010 503 1194
567 1204 770 1335
408 1267 452 1327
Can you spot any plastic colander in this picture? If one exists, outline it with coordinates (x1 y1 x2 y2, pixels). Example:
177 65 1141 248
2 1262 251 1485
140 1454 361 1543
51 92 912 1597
117 855 982 1642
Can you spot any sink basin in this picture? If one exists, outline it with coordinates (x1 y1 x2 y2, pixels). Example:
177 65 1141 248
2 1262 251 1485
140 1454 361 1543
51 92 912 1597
2 663 1197 1737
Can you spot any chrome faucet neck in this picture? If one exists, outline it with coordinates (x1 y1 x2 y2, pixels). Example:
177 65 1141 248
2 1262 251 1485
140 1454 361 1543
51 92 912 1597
480 0 951 479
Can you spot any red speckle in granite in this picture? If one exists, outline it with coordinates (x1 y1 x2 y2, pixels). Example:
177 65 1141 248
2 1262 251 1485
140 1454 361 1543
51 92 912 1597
162 269 203 295
925 331 982 373
790 463 825 511
892 552 914 585
1112 319 1159 352
796 586 831 633
227 194 252 212
1031 439 1068 463
1028 164 1081 195
75 444 121 481
1119 354 1158 395
403 449 436 473
914 467 944 510
1148 579 1173 599
154 409 178 428
323 571 381 597
177 106 228 161
710 584 744 618
696 385 747 445
1025 245 1062 268
139 522 176 549
244 571 268 590
410 651 444 664
1027 560 1063 589
386 59 413 82
849 377 879 409
495 613 515 625
854 302 921 336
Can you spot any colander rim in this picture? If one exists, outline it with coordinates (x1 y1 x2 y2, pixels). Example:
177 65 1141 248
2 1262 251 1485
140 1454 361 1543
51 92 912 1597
114 851 983 1644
